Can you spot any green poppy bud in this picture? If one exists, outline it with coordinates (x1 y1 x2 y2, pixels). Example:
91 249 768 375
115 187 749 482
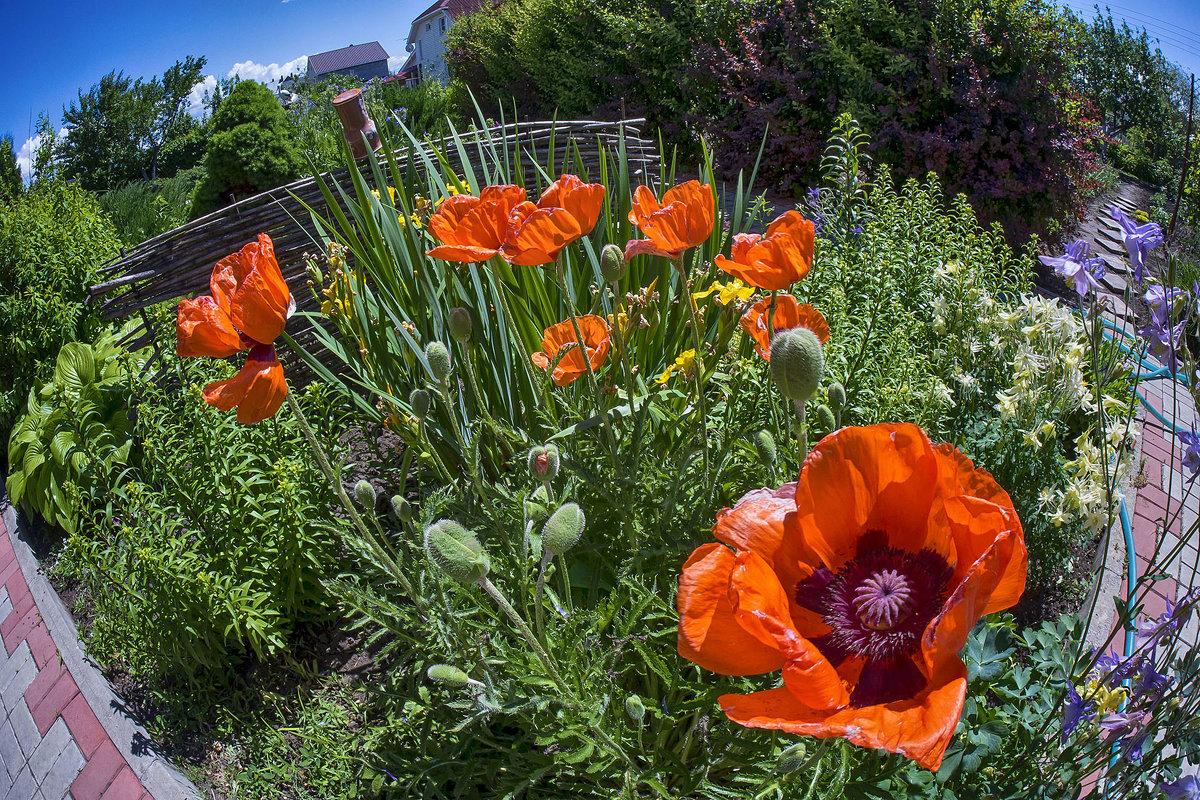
625 694 646 722
600 243 627 283
815 403 836 432
827 381 846 412
390 495 412 523
424 519 490 584
542 502 585 556
426 664 470 687
524 484 550 525
770 327 823 404
410 388 431 419
527 443 560 480
777 742 807 775
448 307 473 344
753 430 776 467
425 341 452 383
354 480 376 510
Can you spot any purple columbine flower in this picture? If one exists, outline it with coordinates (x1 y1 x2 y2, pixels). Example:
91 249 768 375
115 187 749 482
1062 683 1095 743
1092 647 1140 685
1161 776 1200 800
1039 240 1105 297
1145 284 1185 317
1179 426 1200 480
1134 593 1196 649
1139 294 1186 373
1111 205 1163 285
1132 656 1173 699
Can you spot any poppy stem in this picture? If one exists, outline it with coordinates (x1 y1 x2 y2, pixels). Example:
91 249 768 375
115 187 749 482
677 255 710 480
794 399 809 457
534 549 552 644
436 380 488 504
284 389 426 614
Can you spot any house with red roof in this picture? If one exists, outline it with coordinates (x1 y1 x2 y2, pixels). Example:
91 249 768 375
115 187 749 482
306 42 391 84
397 0 488 86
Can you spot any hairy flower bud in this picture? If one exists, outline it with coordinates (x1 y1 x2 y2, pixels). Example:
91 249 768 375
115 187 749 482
410 388 431 419
354 480 376 510
448 307 473 344
426 664 470 687
777 742 807 775
625 694 646 722
753 430 776 467
815 403 836 432
600 243 627 283
827 381 846 411
770 327 823 404
542 502 585 555
527 443 560 480
390 494 412 523
424 519 490 584
425 341 452 383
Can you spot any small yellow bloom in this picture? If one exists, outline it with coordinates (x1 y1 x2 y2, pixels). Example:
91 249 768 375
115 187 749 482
693 279 754 306
656 349 697 384
1083 678 1127 714
607 310 629 335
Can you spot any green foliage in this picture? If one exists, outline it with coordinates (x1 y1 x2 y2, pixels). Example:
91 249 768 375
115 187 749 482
0 181 121 432
0 134 21 203
99 166 204 246
6 326 144 534
190 81 302 218
54 351 352 684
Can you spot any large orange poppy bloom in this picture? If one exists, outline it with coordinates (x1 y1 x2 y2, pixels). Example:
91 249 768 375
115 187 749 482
715 210 816 290
176 233 292 424
531 315 612 386
739 294 830 361
625 180 715 261
677 424 1026 771
427 185 527 263
501 175 606 266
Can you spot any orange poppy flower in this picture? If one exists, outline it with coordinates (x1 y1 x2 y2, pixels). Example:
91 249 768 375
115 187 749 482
677 424 1026 771
501 174 606 266
715 210 815 290
531 315 612 386
739 294 830 361
427 185 527 263
176 233 293 424
625 180 714 261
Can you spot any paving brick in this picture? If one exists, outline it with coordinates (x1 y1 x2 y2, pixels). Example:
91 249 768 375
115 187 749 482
68 740 124 800
0 724 23 778
61 694 105 760
40 738 84 800
10 693 40 759
0 644 37 712
1 606 40 655
99 767 143 800
26 623 57 670
24 660 69 713
28 718 71 783
2 764 36 800
31 672 79 735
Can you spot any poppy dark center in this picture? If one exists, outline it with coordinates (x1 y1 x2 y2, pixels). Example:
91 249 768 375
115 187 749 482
795 529 954 707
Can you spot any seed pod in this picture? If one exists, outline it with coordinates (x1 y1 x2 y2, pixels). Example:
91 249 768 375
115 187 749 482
815 403 836 432
448 307 473 344
425 341 453 383
753 430 776 467
769 327 823 404
625 694 646 723
410 388 431 419
426 664 470 688
542 502 585 555
827 381 846 412
424 519 490 584
354 480 376 510
390 495 412 523
600 243 627 283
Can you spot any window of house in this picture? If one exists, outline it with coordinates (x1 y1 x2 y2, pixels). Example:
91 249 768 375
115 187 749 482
426 23 431 31
440 17 446 33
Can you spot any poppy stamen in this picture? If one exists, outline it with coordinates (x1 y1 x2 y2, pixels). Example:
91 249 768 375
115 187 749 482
854 569 913 630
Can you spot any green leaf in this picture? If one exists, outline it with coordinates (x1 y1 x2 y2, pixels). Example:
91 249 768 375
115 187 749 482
53 342 97 396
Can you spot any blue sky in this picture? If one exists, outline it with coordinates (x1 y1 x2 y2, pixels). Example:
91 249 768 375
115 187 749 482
3 0 1200 180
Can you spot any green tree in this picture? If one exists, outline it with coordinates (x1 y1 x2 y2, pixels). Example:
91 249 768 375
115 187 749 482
0 135 21 204
190 81 302 218
142 55 208 180
60 70 151 191
31 113 62 187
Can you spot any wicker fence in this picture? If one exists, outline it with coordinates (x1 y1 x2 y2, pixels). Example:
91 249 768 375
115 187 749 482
88 119 660 367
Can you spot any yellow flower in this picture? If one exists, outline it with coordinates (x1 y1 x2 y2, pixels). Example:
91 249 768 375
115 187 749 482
692 279 754 306
1083 678 1127 714
656 349 697 384
409 213 423 229
607 310 629 335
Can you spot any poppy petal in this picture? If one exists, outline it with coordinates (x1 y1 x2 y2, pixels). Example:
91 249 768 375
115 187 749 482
624 238 680 261
201 345 288 425
677 544 786 676
427 244 502 263
176 296 244 358
739 296 830 360
719 658 967 771
502 207 583 266
540 175 606 235
228 234 290 346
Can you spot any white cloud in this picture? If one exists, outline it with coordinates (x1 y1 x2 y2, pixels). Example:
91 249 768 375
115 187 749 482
226 55 307 86
187 75 218 116
15 135 38 182
387 55 407 73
